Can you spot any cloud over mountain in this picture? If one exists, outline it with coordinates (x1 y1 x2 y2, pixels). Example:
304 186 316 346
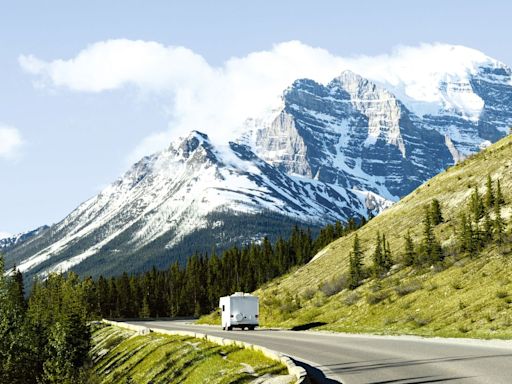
19 40 508 157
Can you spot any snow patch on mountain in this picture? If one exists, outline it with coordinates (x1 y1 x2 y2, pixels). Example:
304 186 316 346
15 131 382 276
347 44 504 120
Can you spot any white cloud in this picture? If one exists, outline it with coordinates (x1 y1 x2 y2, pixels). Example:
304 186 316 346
19 40 500 157
0 125 24 160
19 40 213 93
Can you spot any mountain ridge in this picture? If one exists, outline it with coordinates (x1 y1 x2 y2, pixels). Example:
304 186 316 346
0 226 49 251
5 45 512 279
6 131 377 278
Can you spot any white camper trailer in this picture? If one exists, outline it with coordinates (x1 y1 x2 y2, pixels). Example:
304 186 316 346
219 292 259 330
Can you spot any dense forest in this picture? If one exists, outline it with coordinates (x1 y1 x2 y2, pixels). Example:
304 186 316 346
85 218 363 319
0 259 91 383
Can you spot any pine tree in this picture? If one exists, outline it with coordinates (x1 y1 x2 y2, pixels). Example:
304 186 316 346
372 233 393 276
117 272 132 318
419 206 443 264
472 217 483 252
167 262 182 317
96 276 109 317
493 198 505 244
139 295 151 318
382 234 393 270
403 231 416 266
108 277 119 318
348 235 364 289
470 187 485 222
129 275 141 317
430 238 444 263
430 199 444 225
371 232 384 277
483 209 493 242
262 237 274 280
421 207 434 258
335 221 344 238
290 226 303 265
8 267 26 312
26 272 91 384
0 258 36 384
457 213 475 255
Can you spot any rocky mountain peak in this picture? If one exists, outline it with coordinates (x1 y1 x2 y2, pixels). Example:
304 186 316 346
332 70 370 92
167 130 219 167
331 70 405 154
169 130 208 156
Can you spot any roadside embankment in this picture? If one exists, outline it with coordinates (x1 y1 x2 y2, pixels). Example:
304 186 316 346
92 320 308 383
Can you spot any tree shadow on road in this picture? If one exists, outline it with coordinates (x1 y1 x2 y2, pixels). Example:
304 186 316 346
290 357 340 384
320 353 512 374
290 322 327 331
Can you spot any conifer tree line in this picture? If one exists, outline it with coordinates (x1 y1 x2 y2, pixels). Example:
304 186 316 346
88 221 363 319
457 175 507 252
347 176 509 290
0 258 91 384
0 218 365 381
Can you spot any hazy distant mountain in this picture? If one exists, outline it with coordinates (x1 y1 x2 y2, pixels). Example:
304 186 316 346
0 226 49 252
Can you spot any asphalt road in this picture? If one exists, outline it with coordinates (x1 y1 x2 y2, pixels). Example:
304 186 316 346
126 320 512 384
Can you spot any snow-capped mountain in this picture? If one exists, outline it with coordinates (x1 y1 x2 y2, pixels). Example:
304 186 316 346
6 132 385 278
248 47 512 200
5 45 512 279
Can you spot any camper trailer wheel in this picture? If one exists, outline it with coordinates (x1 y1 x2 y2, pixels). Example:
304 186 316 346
227 326 232 331
248 326 255 331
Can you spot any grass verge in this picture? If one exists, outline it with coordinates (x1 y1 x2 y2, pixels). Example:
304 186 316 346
89 323 288 383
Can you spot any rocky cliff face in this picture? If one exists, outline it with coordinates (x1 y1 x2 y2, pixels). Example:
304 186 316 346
250 60 512 200
251 71 453 199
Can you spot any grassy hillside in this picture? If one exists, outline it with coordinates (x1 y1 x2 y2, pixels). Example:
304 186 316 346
89 324 288 383
204 135 512 339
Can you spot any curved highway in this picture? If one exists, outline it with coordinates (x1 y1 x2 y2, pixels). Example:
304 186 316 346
126 320 512 384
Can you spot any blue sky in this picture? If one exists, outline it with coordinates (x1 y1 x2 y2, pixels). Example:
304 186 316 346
1 0 512 235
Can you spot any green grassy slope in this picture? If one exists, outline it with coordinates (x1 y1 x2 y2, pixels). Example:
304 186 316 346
89 324 288 383
210 135 512 338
